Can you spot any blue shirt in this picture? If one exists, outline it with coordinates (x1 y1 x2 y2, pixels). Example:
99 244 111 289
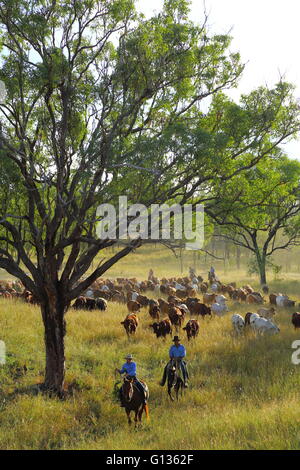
169 344 186 358
120 361 137 376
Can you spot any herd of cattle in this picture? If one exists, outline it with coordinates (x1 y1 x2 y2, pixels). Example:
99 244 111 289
1 275 300 339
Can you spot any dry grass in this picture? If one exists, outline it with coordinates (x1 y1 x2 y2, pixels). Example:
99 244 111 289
0 298 300 449
0 246 300 449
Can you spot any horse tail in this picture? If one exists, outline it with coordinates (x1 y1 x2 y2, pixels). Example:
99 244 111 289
143 403 150 420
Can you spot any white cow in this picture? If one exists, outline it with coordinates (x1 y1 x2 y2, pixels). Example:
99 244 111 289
275 295 289 307
191 283 199 292
154 284 161 294
231 314 245 334
251 316 280 335
100 284 109 292
211 302 228 316
211 283 219 292
131 291 139 301
211 294 228 316
175 282 185 291
85 289 94 298
248 313 260 329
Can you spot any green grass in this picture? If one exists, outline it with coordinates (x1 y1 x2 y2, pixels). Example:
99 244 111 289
0 245 300 450
0 296 300 449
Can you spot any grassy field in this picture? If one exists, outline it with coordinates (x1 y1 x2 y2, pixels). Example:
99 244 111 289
0 245 300 450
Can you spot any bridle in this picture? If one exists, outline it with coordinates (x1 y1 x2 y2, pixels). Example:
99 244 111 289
122 376 134 403
169 359 179 387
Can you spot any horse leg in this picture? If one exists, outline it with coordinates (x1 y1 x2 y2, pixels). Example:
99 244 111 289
126 409 132 425
134 409 139 428
138 405 143 423
168 385 174 401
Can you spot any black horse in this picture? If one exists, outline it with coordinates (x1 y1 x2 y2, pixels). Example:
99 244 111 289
167 360 184 401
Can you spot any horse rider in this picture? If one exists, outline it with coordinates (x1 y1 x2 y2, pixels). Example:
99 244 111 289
208 266 217 283
148 268 154 281
189 266 196 279
159 336 189 388
115 354 147 405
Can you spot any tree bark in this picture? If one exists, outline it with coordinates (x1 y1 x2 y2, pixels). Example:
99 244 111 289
256 252 267 285
41 300 67 397
236 246 241 270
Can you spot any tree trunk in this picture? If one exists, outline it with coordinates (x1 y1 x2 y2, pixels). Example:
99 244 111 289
256 252 267 285
236 246 241 270
41 301 66 397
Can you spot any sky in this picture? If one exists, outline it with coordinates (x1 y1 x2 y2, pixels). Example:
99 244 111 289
137 0 300 159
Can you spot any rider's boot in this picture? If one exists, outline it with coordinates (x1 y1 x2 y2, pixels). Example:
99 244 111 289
181 365 188 387
135 381 147 404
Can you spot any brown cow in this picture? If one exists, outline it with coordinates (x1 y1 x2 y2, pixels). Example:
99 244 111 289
257 307 276 319
136 294 149 307
186 287 198 297
121 314 139 336
243 285 254 294
226 285 235 298
189 302 211 317
158 298 170 316
149 305 160 320
185 297 201 309
73 296 107 311
200 282 208 293
127 300 141 313
269 293 278 305
111 292 126 303
168 305 185 330
167 295 182 305
183 319 199 340
292 312 300 329
22 290 39 304
237 288 247 302
150 319 172 338
203 293 216 305
175 289 187 299
247 293 264 304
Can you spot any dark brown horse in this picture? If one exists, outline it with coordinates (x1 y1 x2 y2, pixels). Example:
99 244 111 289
121 377 149 426
167 360 184 401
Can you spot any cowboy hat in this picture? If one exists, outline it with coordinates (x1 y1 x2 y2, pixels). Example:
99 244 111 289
124 354 133 360
172 336 180 342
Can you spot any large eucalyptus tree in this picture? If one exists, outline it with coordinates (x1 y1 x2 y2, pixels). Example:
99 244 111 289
0 0 298 395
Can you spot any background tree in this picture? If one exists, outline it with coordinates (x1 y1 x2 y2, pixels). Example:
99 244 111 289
0 0 299 395
207 155 300 285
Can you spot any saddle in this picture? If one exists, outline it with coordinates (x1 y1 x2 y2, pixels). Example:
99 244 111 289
134 379 149 397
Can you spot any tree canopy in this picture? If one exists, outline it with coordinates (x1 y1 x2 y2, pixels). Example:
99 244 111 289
207 154 300 284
